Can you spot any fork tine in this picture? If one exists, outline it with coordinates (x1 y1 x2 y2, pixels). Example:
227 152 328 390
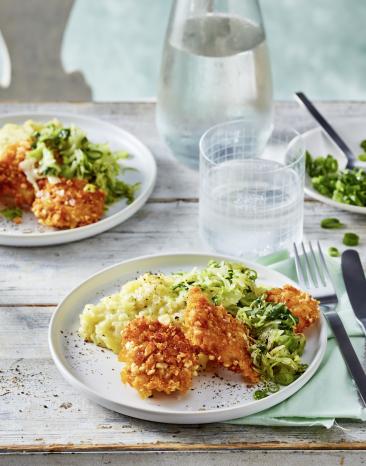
301 242 318 287
317 241 333 284
293 242 308 288
309 241 326 286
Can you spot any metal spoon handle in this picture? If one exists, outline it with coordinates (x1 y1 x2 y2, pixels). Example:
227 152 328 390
295 91 356 168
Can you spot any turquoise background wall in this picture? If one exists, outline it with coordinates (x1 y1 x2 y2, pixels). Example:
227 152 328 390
62 0 366 101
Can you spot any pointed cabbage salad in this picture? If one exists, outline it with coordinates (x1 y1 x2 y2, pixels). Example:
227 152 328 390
237 296 307 393
172 260 263 313
23 119 139 205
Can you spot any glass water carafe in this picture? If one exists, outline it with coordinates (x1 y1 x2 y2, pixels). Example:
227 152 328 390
157 0 273 169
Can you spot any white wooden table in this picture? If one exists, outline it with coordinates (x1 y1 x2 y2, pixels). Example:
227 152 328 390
1 102 366 466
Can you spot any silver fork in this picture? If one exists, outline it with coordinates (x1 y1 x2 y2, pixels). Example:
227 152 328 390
293 241 366 405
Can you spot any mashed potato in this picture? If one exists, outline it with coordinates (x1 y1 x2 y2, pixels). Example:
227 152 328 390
79 261 261 354
0 121 43 156
79 273 186 353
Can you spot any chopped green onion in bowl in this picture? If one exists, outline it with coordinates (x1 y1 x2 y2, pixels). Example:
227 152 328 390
305 151 338 178
306 151 366 207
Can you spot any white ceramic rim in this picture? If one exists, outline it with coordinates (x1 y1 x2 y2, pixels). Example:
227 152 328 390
48 252 328 423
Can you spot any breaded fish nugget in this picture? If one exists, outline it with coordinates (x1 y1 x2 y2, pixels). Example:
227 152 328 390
32 178 105 229
0 142 34 209
120 318 199 398
266 284 320 332
184 287 259 384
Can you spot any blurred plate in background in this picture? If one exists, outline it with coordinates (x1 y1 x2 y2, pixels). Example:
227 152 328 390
303 120 366 215
0 112 156 246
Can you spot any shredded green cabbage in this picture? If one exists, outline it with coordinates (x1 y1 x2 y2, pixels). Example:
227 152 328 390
26 120 139 205
237 296 307 389
172 260 262 313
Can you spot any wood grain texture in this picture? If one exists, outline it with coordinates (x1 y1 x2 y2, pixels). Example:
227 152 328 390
1 305 366 452
0 100 364 201
0 200 364 305
1 451 366 466
0 102 366 457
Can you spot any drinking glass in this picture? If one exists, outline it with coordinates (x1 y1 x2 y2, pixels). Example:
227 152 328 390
157 0 273 169
199 120 305 259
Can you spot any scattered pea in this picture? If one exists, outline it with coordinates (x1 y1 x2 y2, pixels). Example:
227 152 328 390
343 232 359 247
358 153 366 162
320 217 345 229
328 246 340 257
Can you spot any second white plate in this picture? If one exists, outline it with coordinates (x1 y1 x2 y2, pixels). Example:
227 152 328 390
303 119 366 214
0 112 157 246
49 253 327 424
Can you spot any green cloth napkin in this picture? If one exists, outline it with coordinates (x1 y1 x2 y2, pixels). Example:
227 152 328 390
225 251 366 428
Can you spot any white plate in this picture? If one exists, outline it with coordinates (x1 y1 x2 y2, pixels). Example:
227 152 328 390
49 253 327 424
0 112 157 246
303 120 366 214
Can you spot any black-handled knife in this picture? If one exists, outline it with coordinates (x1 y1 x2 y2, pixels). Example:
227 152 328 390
341 249 366 335
325 309 366 405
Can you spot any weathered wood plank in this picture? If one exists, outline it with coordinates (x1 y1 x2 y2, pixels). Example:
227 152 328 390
1 306 366 451
1 451 366 466
1 102 366 455
0 199 365 305
0 101 365 201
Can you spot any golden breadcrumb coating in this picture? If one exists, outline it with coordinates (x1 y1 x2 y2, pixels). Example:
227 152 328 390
119 318 199 398
266 284 320 332
0 142 34 210
184 287 259 384
32 178 105 229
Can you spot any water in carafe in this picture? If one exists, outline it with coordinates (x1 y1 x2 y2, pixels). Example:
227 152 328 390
157 9 273 168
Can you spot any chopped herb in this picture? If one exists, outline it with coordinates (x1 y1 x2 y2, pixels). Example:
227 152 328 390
328 246 340 257
306 151 366 207
320 217 345 229
0 207 23 221
254 382 280 400
254 389 268 400
361 140 366 152
305 151 338 177
343 232 359 247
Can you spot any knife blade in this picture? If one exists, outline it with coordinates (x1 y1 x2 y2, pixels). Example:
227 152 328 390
341 249 366 335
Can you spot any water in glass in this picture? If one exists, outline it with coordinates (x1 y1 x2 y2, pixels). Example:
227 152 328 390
199 123 304 259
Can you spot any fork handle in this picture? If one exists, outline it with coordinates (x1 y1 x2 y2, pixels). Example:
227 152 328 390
325 309 366 405
295 92 356 168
